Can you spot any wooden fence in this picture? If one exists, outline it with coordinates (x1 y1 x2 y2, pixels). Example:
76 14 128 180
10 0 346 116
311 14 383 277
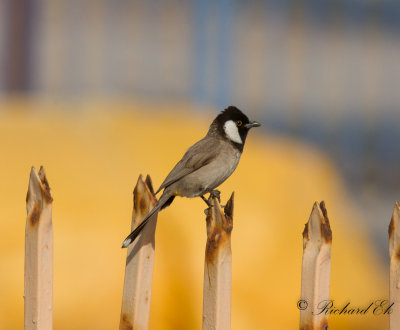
24 166 399 329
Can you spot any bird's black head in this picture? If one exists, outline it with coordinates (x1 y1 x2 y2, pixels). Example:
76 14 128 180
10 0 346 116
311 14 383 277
211 106 261 150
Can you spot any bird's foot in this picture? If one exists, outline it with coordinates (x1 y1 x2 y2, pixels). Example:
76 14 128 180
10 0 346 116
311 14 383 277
201 195 211 207
209 190 221 203
201 191 224 214
201 195 211 215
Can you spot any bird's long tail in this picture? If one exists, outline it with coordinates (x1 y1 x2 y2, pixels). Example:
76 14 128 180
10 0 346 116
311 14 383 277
121 191 175 248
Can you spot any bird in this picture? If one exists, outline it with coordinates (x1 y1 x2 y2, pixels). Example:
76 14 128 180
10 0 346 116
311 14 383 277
122 106 260 248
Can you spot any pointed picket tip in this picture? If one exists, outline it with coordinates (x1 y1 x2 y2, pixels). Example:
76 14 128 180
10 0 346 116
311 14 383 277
205 193 234 263
133 174 146 215
27 166 53 204
389 202 400 259
206 193 234 235
132 174 156 220
26 167 41 207
224 192 234 220
145 174 155 195
38 166 53 203
26 166 53 226
302 201 332 249
389 201 400 239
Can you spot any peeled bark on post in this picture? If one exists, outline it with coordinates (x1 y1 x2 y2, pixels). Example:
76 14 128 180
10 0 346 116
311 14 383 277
120 175 158 330
24 166 53 330
202 193 234 330
299 201 332 330
389 202 400 330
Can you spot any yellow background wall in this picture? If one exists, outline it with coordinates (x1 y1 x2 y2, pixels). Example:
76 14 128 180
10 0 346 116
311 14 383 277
0 99 388 329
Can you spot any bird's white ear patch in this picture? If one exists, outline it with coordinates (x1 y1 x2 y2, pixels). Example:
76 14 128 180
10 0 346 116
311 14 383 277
223 120 242 144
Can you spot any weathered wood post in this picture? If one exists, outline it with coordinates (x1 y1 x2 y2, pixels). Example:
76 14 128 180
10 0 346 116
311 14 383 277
389 201 400 330
24 166 53 330
202 193 234 330
120 175 158 330
299 201 332 330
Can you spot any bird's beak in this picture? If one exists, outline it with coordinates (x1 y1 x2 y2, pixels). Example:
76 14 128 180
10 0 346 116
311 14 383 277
245 121 261 129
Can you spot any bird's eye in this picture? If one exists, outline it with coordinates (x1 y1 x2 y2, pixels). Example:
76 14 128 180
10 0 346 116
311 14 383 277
236 120 242 127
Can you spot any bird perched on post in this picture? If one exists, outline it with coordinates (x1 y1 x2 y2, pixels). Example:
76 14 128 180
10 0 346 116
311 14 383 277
122 106 260 248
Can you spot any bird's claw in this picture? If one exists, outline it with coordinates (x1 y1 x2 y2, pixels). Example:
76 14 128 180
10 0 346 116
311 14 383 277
209 190 221 203
201 195 211 207
201 191 223 214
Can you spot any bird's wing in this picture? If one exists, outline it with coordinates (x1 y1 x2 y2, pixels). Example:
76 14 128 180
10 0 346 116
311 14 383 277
155 137 220 194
